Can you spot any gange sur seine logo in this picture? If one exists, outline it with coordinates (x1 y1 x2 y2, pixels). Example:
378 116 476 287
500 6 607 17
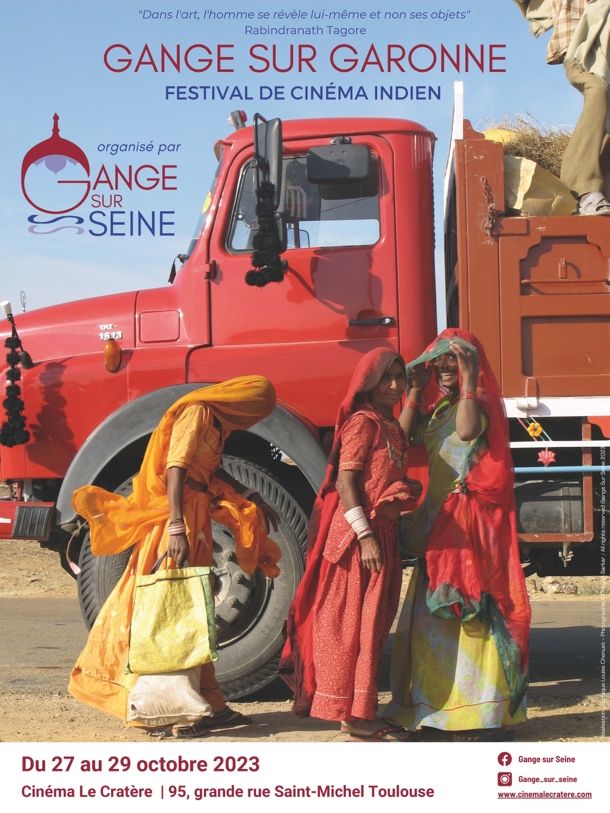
21 113 178 237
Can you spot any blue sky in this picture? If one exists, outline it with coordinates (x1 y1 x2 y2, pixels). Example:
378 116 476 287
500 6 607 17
0 0 580 320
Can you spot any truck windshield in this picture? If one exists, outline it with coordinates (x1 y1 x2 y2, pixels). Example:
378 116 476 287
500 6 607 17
227 152 380 252
185 150 223 257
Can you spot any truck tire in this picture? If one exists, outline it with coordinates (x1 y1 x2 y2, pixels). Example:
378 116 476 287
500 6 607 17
77 455 308 699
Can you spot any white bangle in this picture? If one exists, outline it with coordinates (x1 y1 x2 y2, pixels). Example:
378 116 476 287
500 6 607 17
344 506 365 523
344 506 372 540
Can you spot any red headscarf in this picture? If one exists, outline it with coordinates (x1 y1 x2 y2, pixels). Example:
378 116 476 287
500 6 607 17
279 347 405 715
410 328 531 712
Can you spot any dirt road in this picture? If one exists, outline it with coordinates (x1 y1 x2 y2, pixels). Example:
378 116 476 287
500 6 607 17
0 541 607 743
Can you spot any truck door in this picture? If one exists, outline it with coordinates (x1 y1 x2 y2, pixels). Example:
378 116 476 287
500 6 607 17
193 135 398 426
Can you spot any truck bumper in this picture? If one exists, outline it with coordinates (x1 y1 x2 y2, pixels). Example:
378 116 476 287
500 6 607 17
0 500 55 541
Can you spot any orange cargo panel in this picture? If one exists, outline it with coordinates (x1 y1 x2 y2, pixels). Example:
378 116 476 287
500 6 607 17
499 218 610 397
452 123 610 398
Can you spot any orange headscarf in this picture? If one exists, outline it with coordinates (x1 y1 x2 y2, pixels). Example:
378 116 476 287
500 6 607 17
73 375 278 572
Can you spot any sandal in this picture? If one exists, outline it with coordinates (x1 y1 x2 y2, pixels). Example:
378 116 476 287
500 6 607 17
576 192 610 216
145 726 172 738
417 726 452 742
171 707 252 738
198 707 252 729
452 728 515 743
341 723 412 742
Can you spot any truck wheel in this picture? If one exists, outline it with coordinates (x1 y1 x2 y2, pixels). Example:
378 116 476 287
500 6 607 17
77 455 308 699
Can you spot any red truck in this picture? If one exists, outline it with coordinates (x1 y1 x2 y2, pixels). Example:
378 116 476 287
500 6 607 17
1 110 608 697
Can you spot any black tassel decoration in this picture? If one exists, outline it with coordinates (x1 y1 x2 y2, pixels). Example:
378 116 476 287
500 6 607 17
0 333 30 447
245 181 286 287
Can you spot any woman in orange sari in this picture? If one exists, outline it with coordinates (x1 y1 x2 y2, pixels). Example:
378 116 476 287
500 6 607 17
280 348 419 740
69 376 279 734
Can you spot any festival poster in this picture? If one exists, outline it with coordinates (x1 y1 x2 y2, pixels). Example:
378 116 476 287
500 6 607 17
1 0 608 810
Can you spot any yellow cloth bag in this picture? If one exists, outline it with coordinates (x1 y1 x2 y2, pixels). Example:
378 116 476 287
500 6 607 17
128 564 217 675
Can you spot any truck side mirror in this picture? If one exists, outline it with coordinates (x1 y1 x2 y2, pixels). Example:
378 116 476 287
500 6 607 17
253 115 282 211
306 144 370 184
246 115 286 287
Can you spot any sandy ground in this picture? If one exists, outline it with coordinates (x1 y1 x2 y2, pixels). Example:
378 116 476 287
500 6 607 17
0 540 607 743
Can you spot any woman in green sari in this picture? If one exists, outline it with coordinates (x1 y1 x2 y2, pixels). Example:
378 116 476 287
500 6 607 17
385 329 531 741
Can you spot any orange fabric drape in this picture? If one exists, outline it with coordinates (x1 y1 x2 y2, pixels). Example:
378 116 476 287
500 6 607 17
73 376 277 558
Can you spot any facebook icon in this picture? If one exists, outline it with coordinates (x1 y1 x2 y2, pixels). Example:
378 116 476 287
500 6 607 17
497 752 513 766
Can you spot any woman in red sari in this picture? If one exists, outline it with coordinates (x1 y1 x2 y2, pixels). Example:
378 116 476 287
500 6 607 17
280 348 419 740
